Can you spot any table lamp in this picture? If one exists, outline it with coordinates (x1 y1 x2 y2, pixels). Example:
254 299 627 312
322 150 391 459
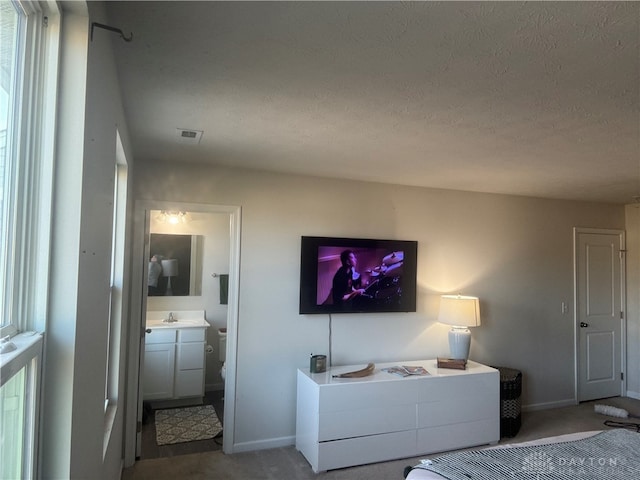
161 259 179 296
438 294 481 360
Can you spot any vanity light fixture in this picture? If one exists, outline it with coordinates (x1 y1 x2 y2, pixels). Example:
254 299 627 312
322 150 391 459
438 294 481 361
157 210 190 225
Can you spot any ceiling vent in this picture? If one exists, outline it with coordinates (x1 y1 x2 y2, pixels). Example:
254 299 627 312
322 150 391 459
176 128 203 145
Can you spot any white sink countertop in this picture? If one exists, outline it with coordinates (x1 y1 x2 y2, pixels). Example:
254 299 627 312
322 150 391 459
146 310 209 329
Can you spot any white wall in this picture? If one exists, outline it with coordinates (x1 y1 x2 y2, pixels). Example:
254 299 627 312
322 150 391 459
42 2 134 478
134 160 626 450
42 6 87 476
146 211 230 387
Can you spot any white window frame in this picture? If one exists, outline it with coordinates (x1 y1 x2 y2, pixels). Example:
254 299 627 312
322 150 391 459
1 0 58 337
0 0 60 478
103 132 128 457
0 333 43 479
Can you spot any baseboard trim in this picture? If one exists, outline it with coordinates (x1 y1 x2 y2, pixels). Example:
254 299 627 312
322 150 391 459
524 393 640 409
205 382 224 392
148 397 203 410
229 435 295 454
626 390 640 400
522 398 576 412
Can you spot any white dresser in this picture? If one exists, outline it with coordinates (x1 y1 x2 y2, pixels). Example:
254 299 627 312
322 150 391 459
296 359 499 473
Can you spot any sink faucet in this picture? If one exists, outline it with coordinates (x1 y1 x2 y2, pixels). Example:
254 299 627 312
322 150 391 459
164 312 176 323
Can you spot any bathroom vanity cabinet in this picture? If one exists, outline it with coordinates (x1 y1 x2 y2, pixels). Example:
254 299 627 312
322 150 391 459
143 320 209 401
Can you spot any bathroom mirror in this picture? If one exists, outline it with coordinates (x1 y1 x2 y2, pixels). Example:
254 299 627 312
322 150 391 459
148 233 203 296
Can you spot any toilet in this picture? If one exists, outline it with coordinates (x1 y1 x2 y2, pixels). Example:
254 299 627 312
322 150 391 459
218 328 227 381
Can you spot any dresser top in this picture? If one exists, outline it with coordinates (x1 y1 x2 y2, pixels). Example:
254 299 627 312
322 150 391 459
299 359 497 386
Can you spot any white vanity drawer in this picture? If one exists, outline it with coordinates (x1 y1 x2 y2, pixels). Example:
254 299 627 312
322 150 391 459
178 328 206 343
145 329 177 344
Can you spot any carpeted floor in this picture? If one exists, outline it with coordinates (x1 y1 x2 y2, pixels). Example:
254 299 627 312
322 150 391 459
123 396 640 480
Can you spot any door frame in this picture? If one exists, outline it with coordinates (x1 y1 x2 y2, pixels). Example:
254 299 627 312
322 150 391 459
124 201 241 466
573 227 626 403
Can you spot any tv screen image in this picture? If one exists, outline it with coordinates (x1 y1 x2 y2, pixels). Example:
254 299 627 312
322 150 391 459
299 236 418 314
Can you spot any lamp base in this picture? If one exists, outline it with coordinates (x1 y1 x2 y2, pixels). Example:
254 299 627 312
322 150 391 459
448 327 471 360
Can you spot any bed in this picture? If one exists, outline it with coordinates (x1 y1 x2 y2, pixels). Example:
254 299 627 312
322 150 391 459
404 429 640 479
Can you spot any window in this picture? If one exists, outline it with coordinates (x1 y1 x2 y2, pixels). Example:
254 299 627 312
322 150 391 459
0 1 21 338
0 367 26 479
102 132 128 456
105 132 127 411
0 1 60 478
0 338 42 480
1 0 58 336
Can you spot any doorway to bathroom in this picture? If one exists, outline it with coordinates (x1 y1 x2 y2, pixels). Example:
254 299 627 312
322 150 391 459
124 202 241 465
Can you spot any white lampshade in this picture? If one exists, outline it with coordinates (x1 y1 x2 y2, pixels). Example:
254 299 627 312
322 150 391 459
438 295 481 327
438 295 481 360
161 259 179 296
161 259 179 277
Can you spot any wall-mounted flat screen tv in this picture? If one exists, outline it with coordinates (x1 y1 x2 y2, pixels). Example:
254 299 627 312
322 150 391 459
299 236 418 314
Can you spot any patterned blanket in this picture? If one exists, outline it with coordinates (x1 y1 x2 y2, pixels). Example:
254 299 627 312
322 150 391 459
411 429 640 479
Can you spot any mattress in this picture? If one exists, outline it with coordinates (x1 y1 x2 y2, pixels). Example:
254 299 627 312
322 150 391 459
405 430 606 479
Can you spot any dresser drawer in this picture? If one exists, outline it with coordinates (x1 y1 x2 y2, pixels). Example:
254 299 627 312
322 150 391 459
418 397 496 428
417 373 496 402
318 429 416 472
417 418 498 454
319 405 416 441
319 380 418 413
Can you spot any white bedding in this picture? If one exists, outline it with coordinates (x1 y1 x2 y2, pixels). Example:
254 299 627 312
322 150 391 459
405 431 601 480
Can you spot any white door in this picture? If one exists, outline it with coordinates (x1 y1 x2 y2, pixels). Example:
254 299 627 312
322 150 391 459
135 210 152 458
575 228 625 402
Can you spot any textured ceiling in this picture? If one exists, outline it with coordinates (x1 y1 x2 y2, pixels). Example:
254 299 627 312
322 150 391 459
105 1 640 204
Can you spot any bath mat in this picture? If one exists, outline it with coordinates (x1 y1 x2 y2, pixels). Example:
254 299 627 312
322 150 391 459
155 405 222 446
